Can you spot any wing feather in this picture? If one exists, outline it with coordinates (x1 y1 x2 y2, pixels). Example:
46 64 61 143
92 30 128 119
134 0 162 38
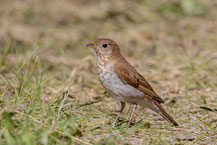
114 57 164 103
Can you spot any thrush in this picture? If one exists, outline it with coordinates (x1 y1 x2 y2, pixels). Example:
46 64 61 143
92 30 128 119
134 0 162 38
87 38 179 126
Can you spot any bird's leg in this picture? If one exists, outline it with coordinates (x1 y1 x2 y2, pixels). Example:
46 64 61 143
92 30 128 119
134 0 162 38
127 104 137 127
114 102 126 123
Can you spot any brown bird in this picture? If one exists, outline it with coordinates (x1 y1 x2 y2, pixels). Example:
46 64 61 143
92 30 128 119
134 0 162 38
87 38 179 126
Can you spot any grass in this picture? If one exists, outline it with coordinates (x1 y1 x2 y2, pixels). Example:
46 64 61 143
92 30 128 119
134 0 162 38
0 0 217 144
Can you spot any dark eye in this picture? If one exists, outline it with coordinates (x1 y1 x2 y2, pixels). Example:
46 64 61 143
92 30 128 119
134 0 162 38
102 44 108 48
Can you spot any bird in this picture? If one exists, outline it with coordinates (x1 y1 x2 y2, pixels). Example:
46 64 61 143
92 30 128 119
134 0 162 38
86 38 179 126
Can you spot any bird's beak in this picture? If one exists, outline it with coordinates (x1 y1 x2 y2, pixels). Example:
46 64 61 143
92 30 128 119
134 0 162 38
86 43 97 49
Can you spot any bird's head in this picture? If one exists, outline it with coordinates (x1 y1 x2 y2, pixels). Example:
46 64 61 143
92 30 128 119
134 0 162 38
86 38 121 58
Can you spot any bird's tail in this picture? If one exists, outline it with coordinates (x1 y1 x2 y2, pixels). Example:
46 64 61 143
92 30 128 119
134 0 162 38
153 101 179 126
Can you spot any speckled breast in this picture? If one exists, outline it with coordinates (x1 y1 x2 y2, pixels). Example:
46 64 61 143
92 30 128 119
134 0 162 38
96 59 144 104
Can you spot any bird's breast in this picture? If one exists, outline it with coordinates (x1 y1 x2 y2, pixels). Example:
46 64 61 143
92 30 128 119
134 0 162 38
97 61 144 104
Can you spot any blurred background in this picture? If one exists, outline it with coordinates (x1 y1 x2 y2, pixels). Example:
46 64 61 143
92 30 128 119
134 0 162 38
1 0 216 90
0 0 216 144
1 0 216 57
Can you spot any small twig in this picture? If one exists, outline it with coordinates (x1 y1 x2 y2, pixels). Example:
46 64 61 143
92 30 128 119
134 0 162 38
200 107 217 113
73 97 104 109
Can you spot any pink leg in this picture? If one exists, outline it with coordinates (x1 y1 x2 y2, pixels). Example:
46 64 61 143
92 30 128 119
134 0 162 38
114 102 126 122
127 104 137 127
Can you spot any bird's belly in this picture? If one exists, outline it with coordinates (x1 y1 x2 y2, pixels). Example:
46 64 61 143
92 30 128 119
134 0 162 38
99 71 144 104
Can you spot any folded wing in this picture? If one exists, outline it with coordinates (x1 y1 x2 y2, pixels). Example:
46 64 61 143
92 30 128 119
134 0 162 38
114 57 164 104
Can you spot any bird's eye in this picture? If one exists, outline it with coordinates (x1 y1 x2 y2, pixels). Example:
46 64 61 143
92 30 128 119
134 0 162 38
102 44 108 48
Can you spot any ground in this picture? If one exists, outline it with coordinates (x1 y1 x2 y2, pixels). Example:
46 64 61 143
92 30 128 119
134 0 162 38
0 0 216 144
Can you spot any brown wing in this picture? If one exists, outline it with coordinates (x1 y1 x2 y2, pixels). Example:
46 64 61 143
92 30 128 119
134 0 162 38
114 57 164 103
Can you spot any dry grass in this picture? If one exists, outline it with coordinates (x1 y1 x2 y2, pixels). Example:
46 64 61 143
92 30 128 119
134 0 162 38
0 0 217 144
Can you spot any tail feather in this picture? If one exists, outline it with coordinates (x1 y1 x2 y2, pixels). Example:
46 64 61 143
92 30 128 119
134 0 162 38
153 101 179 126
